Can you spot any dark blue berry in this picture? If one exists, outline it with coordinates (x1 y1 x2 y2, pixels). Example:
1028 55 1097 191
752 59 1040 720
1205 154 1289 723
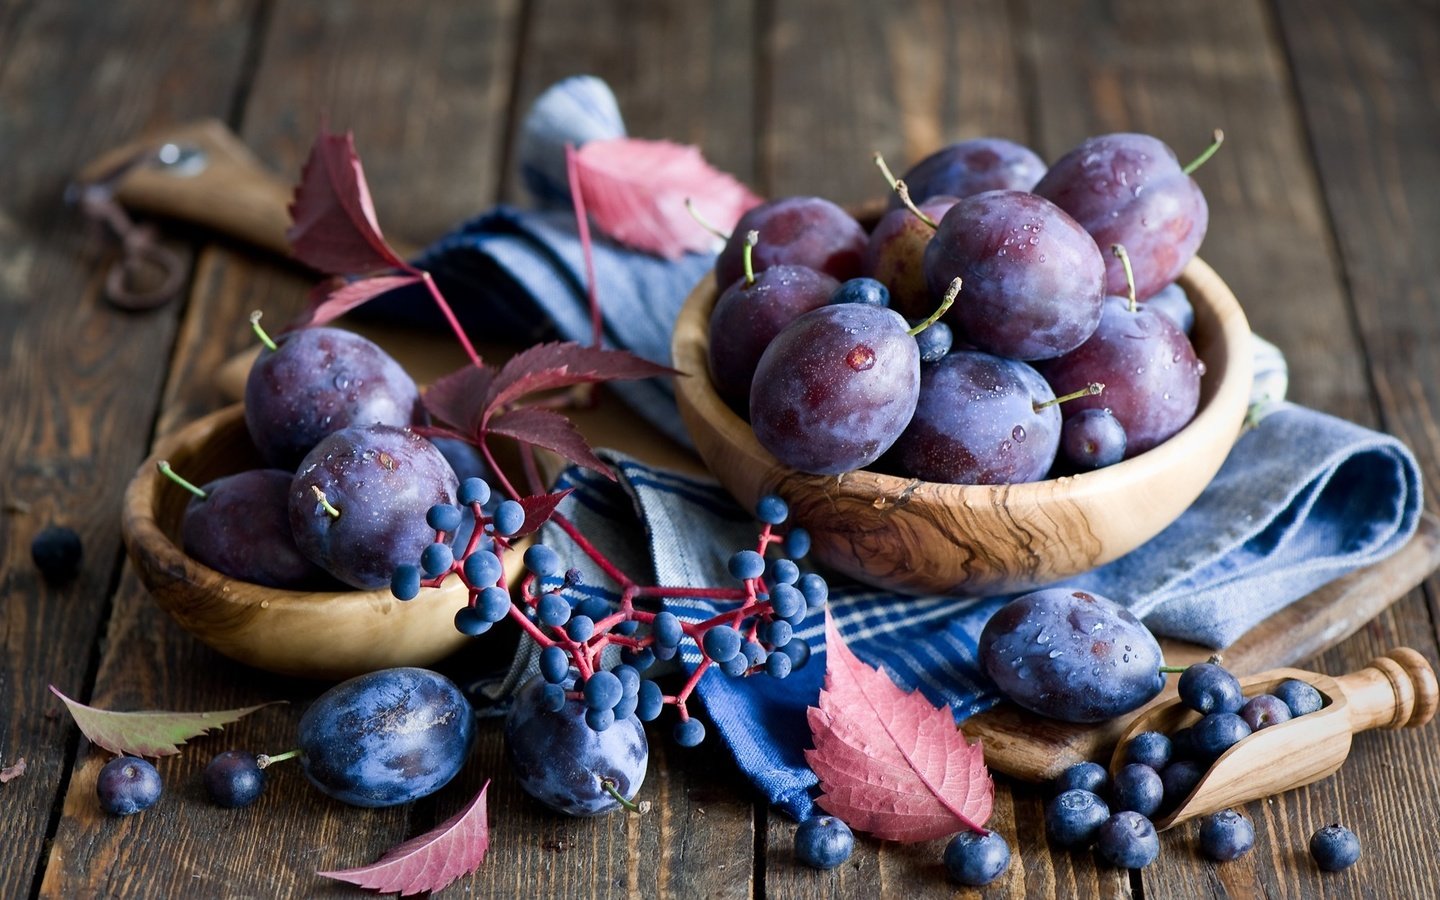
540 646 570 684
1169 726 1197 761
613 665 641 699
769 583 805 619
1275 678 1325 717
454 606 491 636
1178 662 1244 715
728 549 765 581
1123 731 1172 770
1052 761 1108 797
31 524 83 581
636 681 664 721
755 494 789 525
653 643 678 662
614 619 639 636
492 500 525 536
794 816 855 869
798 572 828 607
1097 811 1160 869
762 618 793 648
719 653 750 677
914 320 953 363
766 652 793 679
583 671 623 711
1192 712 1251 760
463 550 502 587
703 625 742 662
782 638 812 670
1112 764 1163 817
1309 824 1361 872
1062 407 1127 470
742 640 767 667
613 693 638 721
767 558 800 585
537 592 571 628
674 718 705 747
204 750 265 808
1159 760 1203 808
585 707 615 732
96 756 162 816
944 829 1010 886
458 477 491 507
390 564 422 601
784 527 811 559
426 503 464 534
1199 809 1255 861
421 542 454 577
477 586 512 622
566 615 595 642
541 683 567 712
624 647 656 674
575 596 611 623
1045 789 1110 848
652 611 683 648
523 544 562 577
1240 693 1292 731
830 277 890 308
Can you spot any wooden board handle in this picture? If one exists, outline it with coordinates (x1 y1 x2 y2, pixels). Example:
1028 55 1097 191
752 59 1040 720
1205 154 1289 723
1335 646 1439 732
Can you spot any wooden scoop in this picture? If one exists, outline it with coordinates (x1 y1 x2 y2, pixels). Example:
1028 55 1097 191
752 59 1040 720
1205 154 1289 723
1111 646 1438 830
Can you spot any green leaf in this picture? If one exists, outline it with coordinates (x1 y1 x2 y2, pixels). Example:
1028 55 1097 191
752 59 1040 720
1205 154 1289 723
49 685 281 758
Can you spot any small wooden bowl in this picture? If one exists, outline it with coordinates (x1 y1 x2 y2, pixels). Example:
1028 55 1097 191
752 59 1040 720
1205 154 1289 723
121 404 471 680
672 256 1254 596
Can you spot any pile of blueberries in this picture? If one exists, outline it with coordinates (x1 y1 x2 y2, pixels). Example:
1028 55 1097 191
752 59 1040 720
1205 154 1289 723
1044 658 1360 872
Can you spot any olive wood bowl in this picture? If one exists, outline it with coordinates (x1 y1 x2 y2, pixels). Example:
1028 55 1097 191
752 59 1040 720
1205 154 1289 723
672 256 1254 596
122 403 471 680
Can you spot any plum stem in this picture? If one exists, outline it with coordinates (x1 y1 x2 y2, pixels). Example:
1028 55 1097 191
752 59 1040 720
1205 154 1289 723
1158 666 1189 674
742 230 759 286
248 310 278 352
873 152 939 229
907 277 959 337
310 485 341 518
684 198 731 241
256 749 299 768
1182 129 1225 176
156 460 206 500
600 777 641 812
1035 382 1104 411
1112 244 1139 312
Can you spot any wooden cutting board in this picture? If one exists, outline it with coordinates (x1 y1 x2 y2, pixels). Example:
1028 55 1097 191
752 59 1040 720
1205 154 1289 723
88 120 1440 784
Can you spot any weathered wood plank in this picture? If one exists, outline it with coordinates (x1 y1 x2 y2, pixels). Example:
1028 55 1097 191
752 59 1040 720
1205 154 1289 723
0 1 258 897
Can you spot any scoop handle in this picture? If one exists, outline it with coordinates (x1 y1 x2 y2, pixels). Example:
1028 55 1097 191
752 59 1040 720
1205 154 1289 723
1333 646 1438 732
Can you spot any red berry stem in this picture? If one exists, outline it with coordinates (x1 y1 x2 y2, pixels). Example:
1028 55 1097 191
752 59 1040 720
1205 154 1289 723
565 142 604 350
405 267 482 367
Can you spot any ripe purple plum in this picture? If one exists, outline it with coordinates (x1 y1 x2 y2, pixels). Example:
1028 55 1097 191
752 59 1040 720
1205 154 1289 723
714 197 867 287
708 264 839 412
923 191 1105 361
749 304 920 475
298 667 474 807
888 351 1061 484
863 195 960 320
245 325 424 470
290 424 458 589
1039 295 1202 457
1033 133 1210 301
886 138 1047 209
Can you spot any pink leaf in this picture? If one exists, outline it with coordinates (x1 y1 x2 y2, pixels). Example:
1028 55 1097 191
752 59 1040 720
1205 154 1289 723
487 408 612 479
305 274 424 327
0 758 26 783
574 137 762 259
287 127 410 275
804 613 994 843
318 779 490 896
49 686 280 758
514 488 575 537
485 342 678 418
423 364 497 439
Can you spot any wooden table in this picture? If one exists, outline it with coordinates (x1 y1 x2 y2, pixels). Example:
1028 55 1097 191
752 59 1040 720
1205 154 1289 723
4 1 1438 897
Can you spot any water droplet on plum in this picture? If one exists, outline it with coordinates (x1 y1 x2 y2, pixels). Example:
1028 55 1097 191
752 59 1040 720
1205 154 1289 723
1012 425 1027 442
845 345 876 371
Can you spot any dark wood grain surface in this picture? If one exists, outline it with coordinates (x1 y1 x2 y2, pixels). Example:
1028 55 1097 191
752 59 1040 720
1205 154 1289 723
3 1 1438 898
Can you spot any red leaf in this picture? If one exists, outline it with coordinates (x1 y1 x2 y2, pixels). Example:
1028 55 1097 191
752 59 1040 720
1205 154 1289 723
318 779 490 895
574 137 763 259
287 127 409 275
488 408 612 479
485 342 678 416
305 274 424 326
423 364 497 438
513 488 575 537
804 613 994 843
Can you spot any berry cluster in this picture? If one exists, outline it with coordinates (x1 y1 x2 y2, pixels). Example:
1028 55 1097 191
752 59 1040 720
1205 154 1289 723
391 483 827 749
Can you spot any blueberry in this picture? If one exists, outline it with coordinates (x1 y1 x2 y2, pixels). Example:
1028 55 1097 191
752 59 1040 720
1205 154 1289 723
1045 789 1110 848
673 718 706 747
1112 763 1164 817
1192 712 1252 760
1275 678 1325 717
1169 726 1197 761
830 277 890 308
795 816 855 869
31 524 83 581
1309 823 1361 872
585 707 615 732
914 320 954 363
454 606 492 636
702 625 742 663
420 542 454 577
1123 731 1172 770
463 549 502 587
1097 811 1160 869
390 564 422 601
96 756 161 816
523 544 562 577
755 494 789 525
766 652 793 679
782 638 812 670
566 615 595 642
1199 809 1255 861
784 527 811 559
770 584 805 620
204 750 265 808
575 596 611 623
492 499 525 536
762 619 793 648
1159 760 1204 809
728 549 765 581
537 592 571 628
798 572 828 608
540 646 570 684
477 585 512 623
944 829 1010 886
458 477 492 507
636 681 664 721
1052 761 1108 797
583 671 623 711
426 503 464 534
1177 662 1244 715
767 557 800 585
652 611 684 648
719 652 750 677
613 665 641 699
1239 693 1292 731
